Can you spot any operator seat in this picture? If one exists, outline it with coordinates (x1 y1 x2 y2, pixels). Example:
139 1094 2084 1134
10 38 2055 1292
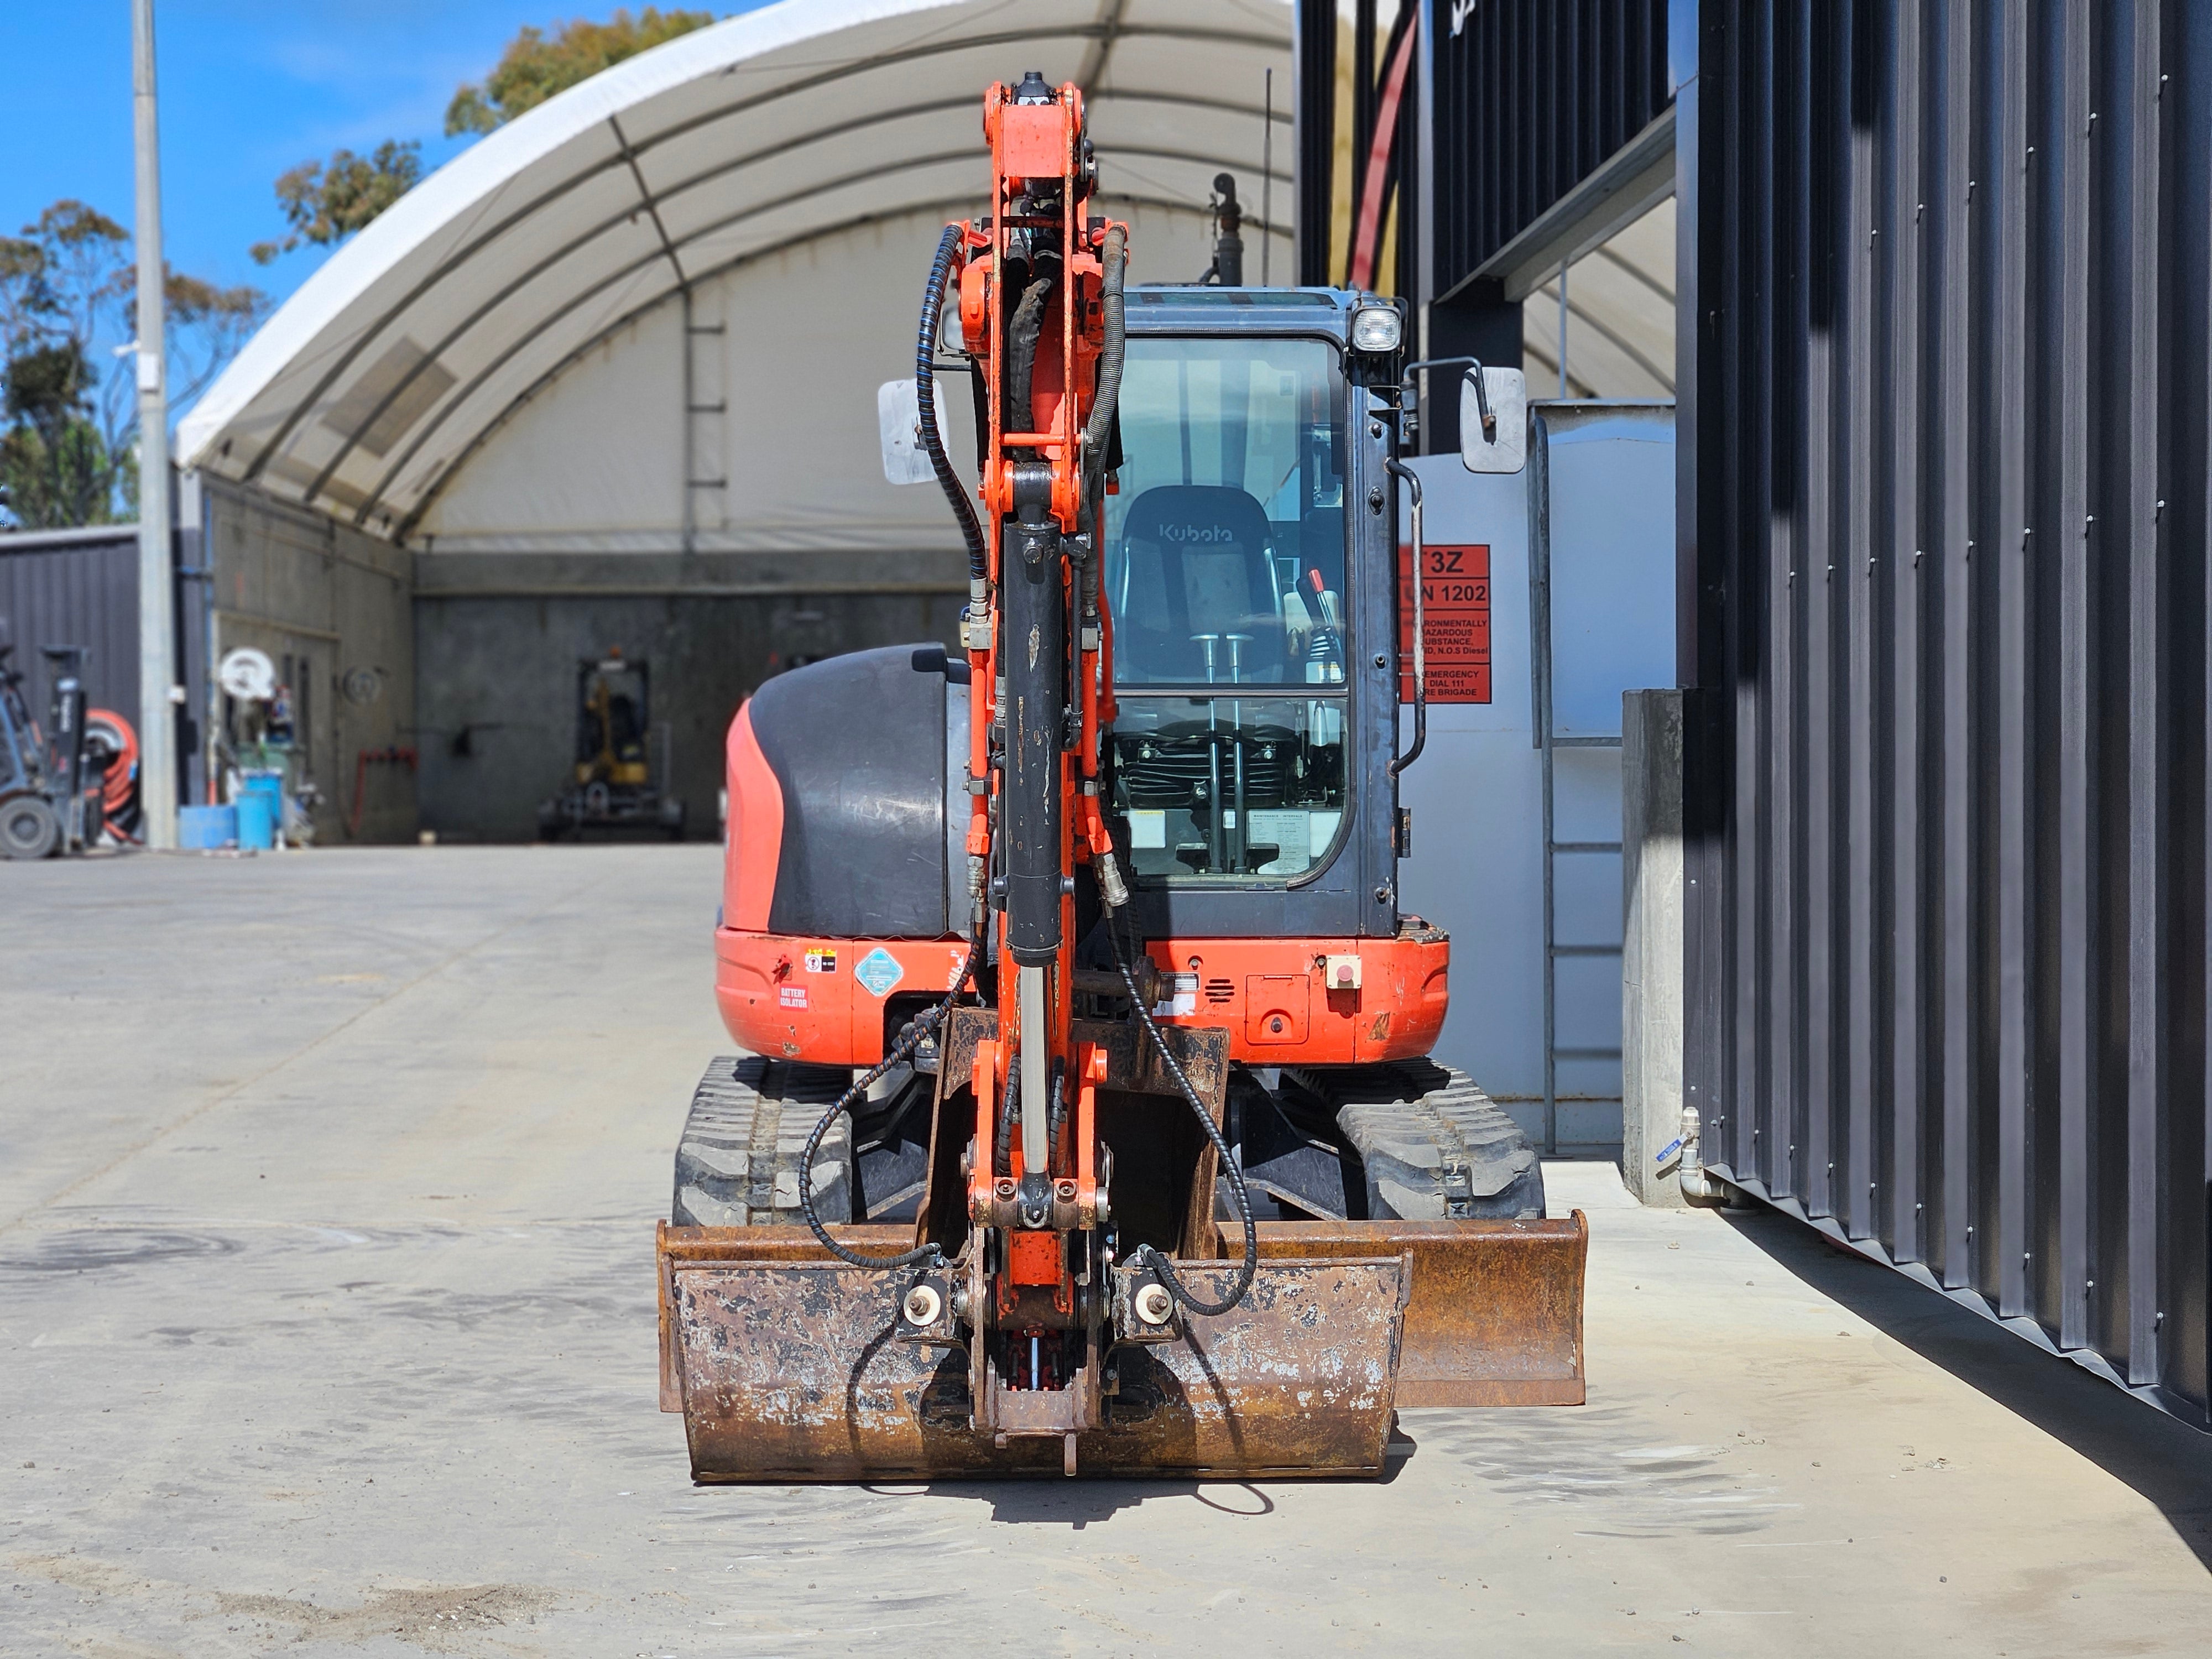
607 692 643 754
1114 484 1285 684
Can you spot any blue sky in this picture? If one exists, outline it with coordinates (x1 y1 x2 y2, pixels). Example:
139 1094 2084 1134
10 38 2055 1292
0 3 764 312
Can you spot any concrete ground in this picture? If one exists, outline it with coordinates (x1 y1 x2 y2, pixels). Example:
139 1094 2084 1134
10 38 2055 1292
3 847 2208 1658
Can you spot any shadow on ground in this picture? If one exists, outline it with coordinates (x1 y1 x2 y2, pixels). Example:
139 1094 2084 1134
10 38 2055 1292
872 1430 1414 1526
1723 1203 2212 1572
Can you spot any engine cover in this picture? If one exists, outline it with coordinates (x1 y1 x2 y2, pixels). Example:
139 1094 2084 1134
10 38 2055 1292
727 645 964 940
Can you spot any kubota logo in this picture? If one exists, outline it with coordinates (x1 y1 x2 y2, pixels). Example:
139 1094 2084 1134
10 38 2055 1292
1159 523 1237 545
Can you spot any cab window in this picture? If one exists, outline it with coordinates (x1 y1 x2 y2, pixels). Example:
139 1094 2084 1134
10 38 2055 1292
1103 337 1350 882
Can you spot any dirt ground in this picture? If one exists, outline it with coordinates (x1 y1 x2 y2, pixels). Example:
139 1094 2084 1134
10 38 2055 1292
3 846 2207 1656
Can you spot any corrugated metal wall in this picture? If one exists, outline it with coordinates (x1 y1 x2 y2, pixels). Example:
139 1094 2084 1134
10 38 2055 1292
1430 0 1673 300
0 524 207 806
0 529 142 717
1682 0 2212 1426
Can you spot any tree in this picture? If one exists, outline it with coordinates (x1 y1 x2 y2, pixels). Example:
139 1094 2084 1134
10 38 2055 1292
0 336 122 529
159 270 269 408
0 200 267 529
445 8 716 134
1 203 131 528
249 141 423 265
242 12 720 272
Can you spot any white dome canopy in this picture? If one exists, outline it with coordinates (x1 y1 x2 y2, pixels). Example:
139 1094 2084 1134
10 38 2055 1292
179 0 1293 555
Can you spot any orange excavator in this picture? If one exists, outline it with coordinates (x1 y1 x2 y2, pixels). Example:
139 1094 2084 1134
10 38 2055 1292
656 73 1587 1480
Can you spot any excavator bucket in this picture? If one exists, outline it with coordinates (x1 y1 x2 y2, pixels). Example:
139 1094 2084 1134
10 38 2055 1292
1249 1217 1589 1406
656 1213 1587 1482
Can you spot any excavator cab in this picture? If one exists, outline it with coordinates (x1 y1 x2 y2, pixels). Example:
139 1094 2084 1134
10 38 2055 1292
657 76 1586 1482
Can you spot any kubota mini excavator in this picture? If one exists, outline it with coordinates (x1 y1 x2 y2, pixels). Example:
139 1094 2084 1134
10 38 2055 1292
656 73 1587 1481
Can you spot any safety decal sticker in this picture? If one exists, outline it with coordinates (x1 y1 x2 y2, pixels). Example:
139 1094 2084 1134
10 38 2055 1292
779 985 808 1009
804 948 837 974
1398 542 1491 703
854 947 905 998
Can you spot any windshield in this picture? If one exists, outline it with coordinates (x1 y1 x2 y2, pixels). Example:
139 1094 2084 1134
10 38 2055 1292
1104 337 1350 881
1105 337 1347 685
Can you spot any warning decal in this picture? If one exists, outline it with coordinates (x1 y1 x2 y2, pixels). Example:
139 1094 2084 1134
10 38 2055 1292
1398 542 1491 704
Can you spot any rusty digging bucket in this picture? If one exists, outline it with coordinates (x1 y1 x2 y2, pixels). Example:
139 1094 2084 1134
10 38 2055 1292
657 1214 1588 1482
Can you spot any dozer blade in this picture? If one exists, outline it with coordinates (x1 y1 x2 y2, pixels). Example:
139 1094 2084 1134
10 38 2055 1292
658 1224 1410 1481
1245 1213 1589 1406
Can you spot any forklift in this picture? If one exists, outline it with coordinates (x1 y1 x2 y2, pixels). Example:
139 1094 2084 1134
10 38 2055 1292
537 648 685 839
0 633 114 860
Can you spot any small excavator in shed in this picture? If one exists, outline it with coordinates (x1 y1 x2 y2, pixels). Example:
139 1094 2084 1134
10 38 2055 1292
656 72 1586 1480
536 649 685 840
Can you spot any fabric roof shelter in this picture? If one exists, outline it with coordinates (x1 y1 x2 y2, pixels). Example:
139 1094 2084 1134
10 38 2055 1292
179 0 1294 559
1523 198 1675 401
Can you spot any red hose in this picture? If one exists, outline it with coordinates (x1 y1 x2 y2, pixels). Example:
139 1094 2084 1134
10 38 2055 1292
85 708 139 832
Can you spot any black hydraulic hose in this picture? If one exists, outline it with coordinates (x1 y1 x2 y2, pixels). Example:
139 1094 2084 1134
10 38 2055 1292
1109 908 1258 1316
994 1065 1019 1178
798 930 983 1270
918 223 987 583
1004 277 1053 445
1082 226 1126 479
967 358 989 481
1079 228 1128 630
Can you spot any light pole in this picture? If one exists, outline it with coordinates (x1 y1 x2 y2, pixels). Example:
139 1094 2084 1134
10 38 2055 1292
132 0 176 849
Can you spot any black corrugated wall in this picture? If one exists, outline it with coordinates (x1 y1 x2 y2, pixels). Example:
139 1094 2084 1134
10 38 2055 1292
1682 0 2212 1426
0 531 142 716
1430 0 1673 300
0 525 207 808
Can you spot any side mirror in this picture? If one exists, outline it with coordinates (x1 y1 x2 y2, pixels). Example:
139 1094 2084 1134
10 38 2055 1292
878 378 936 486
1459 367 1528 474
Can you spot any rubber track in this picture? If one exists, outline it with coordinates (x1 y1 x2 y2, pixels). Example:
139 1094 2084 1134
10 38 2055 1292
1286 1059 1544 1220
671 1055 853 1227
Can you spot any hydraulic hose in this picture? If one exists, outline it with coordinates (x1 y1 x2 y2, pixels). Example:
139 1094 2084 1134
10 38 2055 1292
1004 277 1054 445
1079 227 1129 632
798 930 983 1270
1109 908 1258 1316
994 1066 1019 1178
1082 227 1126 478
918 223 987 583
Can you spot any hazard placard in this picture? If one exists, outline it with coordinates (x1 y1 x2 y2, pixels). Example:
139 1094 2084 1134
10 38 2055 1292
1398 542 1491 704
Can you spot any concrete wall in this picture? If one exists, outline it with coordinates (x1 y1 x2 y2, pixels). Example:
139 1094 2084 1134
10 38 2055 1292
1621 688 1684 1205
410 549 965 842
206 479 415 842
